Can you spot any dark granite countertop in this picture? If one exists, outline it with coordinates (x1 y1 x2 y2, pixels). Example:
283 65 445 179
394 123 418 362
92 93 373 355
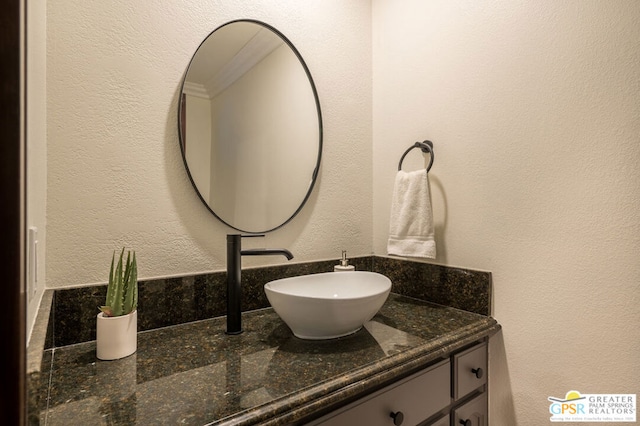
39 294 500 425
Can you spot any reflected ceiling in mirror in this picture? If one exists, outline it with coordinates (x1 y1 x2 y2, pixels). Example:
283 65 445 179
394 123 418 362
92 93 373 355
179 20 322 233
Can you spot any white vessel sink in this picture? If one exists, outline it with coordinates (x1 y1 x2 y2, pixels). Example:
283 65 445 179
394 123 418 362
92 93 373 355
264 271 392 340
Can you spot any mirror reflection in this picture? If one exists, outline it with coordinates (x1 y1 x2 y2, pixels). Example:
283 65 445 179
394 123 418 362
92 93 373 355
179 20 322 233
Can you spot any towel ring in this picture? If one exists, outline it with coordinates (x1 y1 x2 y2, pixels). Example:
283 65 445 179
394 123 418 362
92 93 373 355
398 140 434 172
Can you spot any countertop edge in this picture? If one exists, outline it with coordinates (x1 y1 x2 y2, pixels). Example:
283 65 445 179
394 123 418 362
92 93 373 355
215 317 501 426
27 289 54 374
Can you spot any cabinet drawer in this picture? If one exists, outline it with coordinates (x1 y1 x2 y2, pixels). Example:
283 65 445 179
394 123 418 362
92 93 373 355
426 413 449 426
312 360 450 426
453 392 487 426
453 343 487 400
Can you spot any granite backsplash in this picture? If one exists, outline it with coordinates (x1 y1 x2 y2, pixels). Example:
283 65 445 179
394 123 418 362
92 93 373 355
44 256 491 349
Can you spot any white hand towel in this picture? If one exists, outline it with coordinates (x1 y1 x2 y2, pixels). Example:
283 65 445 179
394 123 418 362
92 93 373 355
387 170 436 259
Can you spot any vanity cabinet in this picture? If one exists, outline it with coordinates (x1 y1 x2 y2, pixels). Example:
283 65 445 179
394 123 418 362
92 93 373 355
451 342 488 426
453 342 487 401
308 341 488 426
453 393 487 426
311 360 450 425
429 414 450 426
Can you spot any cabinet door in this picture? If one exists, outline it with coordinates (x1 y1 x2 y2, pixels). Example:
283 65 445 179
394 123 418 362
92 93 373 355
425 414 449 426
452 343 487 400
313 360 450 426
453 393 487 426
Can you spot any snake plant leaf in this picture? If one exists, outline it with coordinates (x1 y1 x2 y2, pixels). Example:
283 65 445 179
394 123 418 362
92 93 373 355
103 250 118 315
112 249 125 317
100 247 137 317
132 253 138 311
122 251 137 314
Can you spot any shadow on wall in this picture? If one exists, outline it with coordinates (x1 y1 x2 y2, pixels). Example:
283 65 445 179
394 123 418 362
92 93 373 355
429 174 448 264
489 330 517 424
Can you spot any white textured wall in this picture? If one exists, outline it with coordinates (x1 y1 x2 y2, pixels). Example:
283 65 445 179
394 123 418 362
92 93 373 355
373 1 640 424
46 1 372 287
26 0 47 342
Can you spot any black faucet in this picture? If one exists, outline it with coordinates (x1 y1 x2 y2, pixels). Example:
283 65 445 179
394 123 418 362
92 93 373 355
226 234 293 335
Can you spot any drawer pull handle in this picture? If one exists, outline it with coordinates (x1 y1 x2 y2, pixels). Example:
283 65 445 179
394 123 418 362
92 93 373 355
471 367 484 379
459 419 472 426
389 411 404 425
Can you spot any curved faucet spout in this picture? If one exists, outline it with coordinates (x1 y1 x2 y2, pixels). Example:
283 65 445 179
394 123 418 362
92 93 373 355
240 248 294 260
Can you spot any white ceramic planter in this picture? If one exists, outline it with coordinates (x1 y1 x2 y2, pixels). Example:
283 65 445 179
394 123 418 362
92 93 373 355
96 310 137 360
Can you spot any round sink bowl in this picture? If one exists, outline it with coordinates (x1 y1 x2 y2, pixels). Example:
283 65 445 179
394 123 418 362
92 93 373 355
264 271 392 340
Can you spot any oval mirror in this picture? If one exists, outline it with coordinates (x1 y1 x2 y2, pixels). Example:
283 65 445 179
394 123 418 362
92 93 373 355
178 20 322 233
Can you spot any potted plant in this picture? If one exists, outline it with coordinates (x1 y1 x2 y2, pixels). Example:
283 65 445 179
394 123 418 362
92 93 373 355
96 248 138 360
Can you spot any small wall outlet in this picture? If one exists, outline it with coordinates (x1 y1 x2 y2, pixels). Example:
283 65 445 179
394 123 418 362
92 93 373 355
28 227 38 301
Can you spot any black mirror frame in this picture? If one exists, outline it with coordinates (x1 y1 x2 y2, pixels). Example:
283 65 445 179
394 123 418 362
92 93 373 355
178 19 323 234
